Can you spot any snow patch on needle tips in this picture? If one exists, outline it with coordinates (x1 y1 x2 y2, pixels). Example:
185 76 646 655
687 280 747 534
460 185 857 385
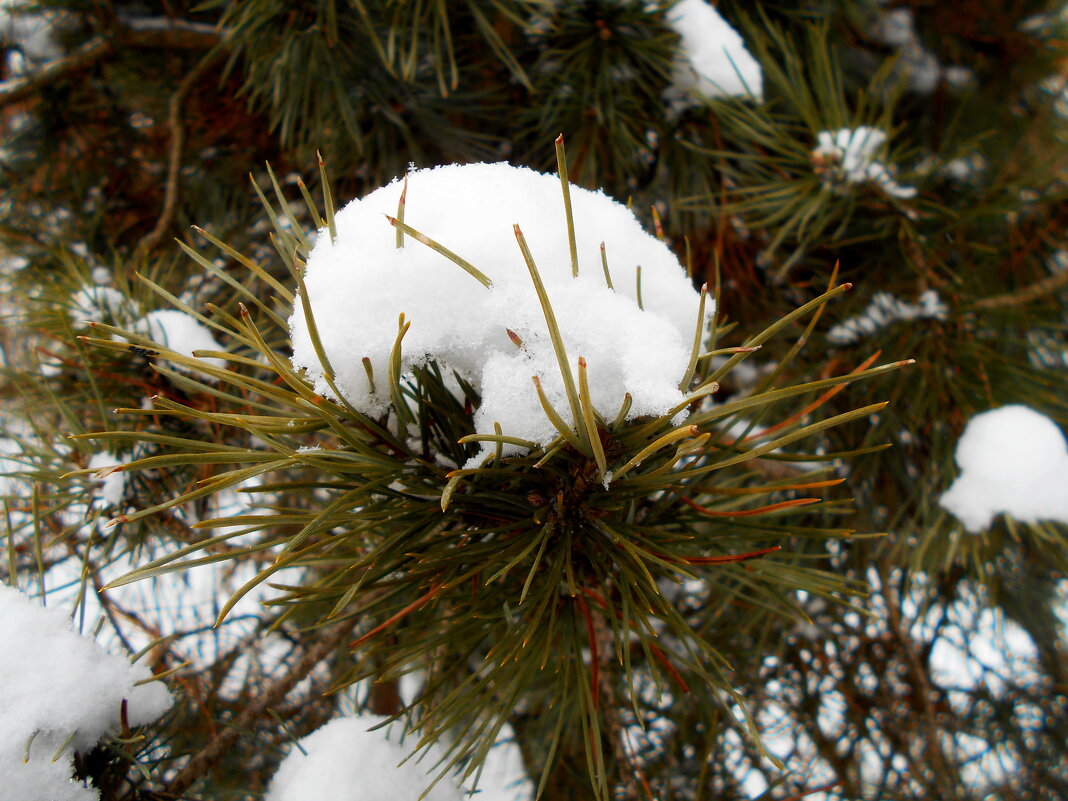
811 127 916 199
290 162 712 462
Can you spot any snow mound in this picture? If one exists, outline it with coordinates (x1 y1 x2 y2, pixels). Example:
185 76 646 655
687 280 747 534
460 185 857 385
265 715 464 801
290 162 711 459
0 583 172 801
665 0 763 107
811 127 916 199
940 405 1068 533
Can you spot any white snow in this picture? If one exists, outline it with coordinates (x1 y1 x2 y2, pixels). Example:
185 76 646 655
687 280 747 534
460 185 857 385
87 451 127 507
811 127 917 199
0 583 172 801
137 309 227 372
68 285 133 326
290 162 711 461
266 715 533 801
265 715 465 801
827 289 946 345
664 0 763 109
940 405 1068 533
0 0 63 75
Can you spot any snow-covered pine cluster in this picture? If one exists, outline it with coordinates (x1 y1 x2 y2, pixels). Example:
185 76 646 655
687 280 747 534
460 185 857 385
2 1 1067 799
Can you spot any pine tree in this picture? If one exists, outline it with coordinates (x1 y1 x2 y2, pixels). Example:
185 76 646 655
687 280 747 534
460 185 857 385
1 1 1067 799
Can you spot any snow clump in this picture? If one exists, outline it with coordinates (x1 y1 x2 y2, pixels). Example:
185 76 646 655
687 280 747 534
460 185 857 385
265 715 464 801
811 127 917 199
290 162 712 462
940 405 1068 533
664 0 763 110
0 583 172 801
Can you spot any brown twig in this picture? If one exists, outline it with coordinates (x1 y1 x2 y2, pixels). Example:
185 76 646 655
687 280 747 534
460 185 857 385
588 603 650 801
160 619 351 798
0 18 224 108
0 37 113 106
878 564 958 800
969 268 1068 310
138 49 223 255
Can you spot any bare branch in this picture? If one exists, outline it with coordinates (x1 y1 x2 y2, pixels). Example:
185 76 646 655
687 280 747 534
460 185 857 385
160 620 352 797
0 37 112 106
0 17 225 108
969 268 1068 310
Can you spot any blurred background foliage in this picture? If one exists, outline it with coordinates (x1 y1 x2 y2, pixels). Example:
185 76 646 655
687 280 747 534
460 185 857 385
2 0 1067 799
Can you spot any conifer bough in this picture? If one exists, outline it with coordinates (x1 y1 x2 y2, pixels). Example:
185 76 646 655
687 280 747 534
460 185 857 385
94 144 903 798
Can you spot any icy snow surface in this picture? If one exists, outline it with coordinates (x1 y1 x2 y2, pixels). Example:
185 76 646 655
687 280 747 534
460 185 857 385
265 715 464 801
665 0 763 107
940 405 1068 533
811 127 916 199
290 162 711 461
0 583 172 801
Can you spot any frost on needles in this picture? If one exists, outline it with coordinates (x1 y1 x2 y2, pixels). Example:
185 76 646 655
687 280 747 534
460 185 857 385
290 163 713 463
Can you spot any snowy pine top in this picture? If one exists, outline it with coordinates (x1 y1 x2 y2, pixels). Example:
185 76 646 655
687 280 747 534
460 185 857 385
290 162 712 458
940 405 1068 533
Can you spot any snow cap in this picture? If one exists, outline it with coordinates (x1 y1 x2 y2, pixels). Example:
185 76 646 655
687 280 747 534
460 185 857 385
290 162 712 460
940 405 1068 533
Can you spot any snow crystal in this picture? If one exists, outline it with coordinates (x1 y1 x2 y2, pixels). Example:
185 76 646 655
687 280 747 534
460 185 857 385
290 162 711 460
664 0 763 110
811 127 917 199
827 289 946 345
265 715 465 801
940 405 1068 533
137 309 227 372
0 583 172 801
